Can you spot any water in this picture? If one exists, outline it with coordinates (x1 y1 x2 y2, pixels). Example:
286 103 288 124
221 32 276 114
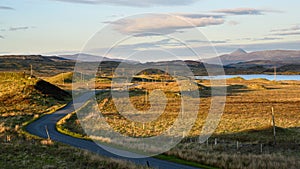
195 74 300 81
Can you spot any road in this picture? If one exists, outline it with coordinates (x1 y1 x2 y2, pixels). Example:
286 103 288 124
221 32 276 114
26 91 200 169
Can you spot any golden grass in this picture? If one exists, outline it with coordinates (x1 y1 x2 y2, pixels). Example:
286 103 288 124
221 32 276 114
44 72 74 84
80 80 300 139
0 72 150 169
60 78 300 168
166 145 300 169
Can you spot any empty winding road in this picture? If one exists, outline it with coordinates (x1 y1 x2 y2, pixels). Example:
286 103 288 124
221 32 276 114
26 91 200 169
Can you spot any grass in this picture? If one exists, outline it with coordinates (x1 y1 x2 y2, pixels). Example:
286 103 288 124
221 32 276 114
156 154 218 169
44 72 74 84
165 145 300 169
0 141 151 169
59 77 300 168
56 112 91 140
0 72 151 169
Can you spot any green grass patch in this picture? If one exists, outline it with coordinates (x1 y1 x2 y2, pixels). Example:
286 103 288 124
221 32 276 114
156 154 219 169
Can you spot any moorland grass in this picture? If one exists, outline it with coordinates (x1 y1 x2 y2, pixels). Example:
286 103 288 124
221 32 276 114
60 79 300 168
0 72 151 169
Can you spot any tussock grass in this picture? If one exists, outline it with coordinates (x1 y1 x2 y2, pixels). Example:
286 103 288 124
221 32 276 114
166 146 300 169
0 140 151 169
247 84 267 90
60 79 300 168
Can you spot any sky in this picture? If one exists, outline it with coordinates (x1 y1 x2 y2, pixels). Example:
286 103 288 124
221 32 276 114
0 0 300 61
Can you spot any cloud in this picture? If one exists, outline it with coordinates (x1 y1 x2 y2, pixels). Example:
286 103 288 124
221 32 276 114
211 40 228 44
0 6 14 10
271 25 300 32
1 26 35 32
51 0 198 7
0 35 4 39
111 14 225 36
9 26 30 31
271 31 300 36
270 25 300 36
254 37 283 41
212 8 281 15
178 13 224 19
186 39 228 44
235 37 283 43
106 38 183 52
227 20 239 26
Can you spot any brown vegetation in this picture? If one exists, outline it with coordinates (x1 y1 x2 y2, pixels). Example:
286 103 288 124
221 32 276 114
61 77 300 168
0 72 149 169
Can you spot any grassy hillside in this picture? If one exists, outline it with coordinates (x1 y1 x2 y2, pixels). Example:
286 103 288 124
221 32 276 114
45 72 74 84
0 72 69 127
0 55 75 77
0 72 150 169
1 55 300 78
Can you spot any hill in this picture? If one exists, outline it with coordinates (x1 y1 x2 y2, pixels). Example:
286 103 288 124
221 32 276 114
230 48 248 56
0 72 148 169
0 55 75 76
226 60 283 69
45 72 74 84
206 49 300 65
0 72 70 118
1 52 300 77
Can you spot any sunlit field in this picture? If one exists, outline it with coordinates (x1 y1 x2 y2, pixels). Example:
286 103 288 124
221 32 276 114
60 76 300 168
0 72 150 169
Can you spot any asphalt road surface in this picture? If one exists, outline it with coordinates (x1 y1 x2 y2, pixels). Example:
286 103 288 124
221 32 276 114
26 91 201 169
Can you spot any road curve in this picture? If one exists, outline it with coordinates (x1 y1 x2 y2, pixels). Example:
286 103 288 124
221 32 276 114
26 91 200 169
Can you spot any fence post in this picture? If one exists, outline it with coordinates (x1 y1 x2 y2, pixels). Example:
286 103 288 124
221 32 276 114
271 107 276 145
45 125 51 140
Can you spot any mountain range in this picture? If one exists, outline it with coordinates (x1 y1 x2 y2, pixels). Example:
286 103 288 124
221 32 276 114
1 49 300 76
206 48 300 65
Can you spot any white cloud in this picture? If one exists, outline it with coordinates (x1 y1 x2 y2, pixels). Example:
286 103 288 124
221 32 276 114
272 31 300 36
212 8 281 15
253 37 283 41
111 14 224 36
51 0 198 7
271 25 300 32
270 25 300 36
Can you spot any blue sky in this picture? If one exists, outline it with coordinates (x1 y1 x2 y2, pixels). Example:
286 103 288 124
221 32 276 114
0 0 300 61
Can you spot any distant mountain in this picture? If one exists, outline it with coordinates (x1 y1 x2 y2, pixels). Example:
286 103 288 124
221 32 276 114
1 52 299 77
223 59 300 75
59 53 139 64
231 48 248 56
206 49 300 65
144 60 224 76
226 60 284 69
